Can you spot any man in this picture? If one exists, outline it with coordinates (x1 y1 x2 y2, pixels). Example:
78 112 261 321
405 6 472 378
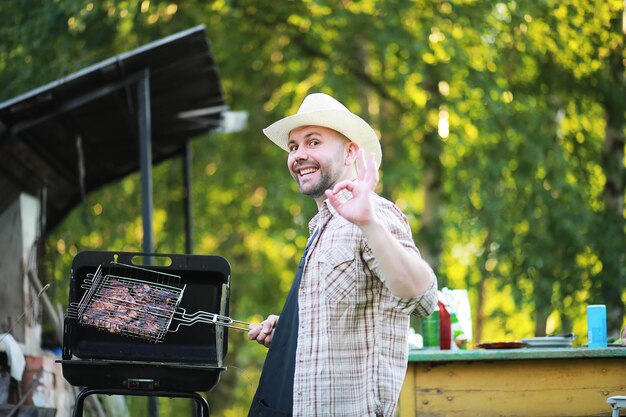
248 92 438 417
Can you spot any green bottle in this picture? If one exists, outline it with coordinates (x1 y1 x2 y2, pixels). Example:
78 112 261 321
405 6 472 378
421 305 440 350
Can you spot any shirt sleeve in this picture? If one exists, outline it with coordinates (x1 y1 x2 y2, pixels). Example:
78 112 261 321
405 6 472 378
362 196 438 316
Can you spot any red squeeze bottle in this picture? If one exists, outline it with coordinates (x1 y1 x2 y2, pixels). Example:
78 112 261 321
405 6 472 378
438 300 451 350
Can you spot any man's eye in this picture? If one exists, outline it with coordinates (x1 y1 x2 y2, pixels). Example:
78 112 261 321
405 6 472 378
310 139 320 146
288 144 298 152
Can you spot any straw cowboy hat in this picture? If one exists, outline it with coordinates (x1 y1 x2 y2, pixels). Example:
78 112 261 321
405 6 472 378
263 93 382 167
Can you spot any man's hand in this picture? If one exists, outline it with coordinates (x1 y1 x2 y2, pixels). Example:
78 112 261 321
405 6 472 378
325 150 379 227
247 315 279 348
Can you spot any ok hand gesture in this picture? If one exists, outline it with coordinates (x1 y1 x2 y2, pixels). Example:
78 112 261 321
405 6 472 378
324 150 379 227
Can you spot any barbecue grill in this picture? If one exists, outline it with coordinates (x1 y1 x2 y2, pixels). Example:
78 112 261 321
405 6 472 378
58 250 241 417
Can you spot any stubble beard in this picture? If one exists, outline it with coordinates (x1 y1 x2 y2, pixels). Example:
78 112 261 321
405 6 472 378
298 169 334 199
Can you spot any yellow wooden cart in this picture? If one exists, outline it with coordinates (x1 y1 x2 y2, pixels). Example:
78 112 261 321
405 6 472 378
399 347 626 417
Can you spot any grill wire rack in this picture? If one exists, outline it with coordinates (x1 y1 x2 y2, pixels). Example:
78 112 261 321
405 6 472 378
66 262 250 343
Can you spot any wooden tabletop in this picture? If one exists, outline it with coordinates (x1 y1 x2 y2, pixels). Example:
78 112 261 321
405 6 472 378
408 346 626 362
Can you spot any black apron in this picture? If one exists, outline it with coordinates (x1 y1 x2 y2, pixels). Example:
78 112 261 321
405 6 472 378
248 229 318 417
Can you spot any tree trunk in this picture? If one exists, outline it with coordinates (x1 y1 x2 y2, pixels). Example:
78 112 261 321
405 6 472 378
599 32 625 336
418 64 445 283
600 118 625 336
534 306 550 337
474 274 486 344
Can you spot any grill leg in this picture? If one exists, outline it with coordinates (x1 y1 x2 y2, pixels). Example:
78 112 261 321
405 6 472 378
71 388 210 417
72 387 101 417
190 392 210 417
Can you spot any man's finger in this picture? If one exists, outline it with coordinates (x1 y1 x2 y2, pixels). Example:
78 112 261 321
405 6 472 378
357 149 367 173
367 152 379 183
248 324 262 340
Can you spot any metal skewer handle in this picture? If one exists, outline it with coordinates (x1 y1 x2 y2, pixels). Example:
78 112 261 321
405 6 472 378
170 308 252 332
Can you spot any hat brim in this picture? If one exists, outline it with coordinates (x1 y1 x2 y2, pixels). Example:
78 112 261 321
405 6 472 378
263 109 382 167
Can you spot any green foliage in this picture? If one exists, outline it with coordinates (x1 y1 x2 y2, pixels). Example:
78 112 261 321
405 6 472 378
2 0 624 415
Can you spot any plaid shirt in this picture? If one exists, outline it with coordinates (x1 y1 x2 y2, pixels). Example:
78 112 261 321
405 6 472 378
293 192 438 417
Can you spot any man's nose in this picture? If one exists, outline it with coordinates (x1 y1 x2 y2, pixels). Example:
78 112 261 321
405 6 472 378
293 146 308 160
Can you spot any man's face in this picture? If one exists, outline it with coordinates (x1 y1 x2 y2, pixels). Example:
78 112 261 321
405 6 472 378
286 126 354 200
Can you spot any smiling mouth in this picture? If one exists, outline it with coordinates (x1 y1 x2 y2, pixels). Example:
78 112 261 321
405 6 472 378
298 167 318 176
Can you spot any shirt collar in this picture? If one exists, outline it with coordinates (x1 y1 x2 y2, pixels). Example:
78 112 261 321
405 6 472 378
308 187 354 235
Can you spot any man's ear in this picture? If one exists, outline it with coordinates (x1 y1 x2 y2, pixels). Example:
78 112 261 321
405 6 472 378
345 142 359 166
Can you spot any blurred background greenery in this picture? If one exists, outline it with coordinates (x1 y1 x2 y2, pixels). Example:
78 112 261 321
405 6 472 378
1 0 624 415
